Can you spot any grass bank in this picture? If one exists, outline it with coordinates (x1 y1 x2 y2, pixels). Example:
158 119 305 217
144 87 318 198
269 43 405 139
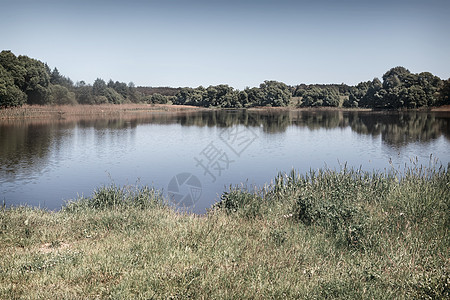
0 164 448 299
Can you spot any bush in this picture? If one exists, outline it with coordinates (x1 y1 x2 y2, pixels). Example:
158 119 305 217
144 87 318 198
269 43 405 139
213 185 264 219
63 184 165 212
293 193 368 249
150 93 167 104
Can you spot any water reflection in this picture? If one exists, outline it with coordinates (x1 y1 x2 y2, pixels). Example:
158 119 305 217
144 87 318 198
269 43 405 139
175 110 450 145
0 121 63 181
348 111 450 146
1 110 449 178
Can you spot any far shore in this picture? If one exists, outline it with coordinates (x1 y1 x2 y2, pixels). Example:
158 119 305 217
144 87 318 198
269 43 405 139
0 104 206 120
1 103 449 120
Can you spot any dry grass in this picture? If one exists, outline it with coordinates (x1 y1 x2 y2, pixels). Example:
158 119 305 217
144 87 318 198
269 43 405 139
0 104 204 120
431 104 450 111
0 165 448 299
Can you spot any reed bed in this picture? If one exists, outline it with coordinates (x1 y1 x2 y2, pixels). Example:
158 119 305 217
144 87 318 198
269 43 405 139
0 104 203 120
0 163 448 299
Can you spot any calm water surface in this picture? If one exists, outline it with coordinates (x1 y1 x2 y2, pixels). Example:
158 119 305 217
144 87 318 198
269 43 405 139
1 110 449 213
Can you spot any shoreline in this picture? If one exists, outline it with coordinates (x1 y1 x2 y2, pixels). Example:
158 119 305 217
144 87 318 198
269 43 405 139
1 103 449 120
1 167 447 298
0 104 206 120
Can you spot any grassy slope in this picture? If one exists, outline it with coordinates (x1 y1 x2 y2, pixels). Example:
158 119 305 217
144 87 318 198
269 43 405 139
0 165 448 299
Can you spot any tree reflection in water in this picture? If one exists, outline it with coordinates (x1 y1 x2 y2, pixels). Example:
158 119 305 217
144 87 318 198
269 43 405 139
1 110 449 179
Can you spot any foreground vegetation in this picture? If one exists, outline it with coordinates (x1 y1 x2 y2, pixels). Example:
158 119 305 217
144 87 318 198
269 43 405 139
0 163 449 299
1 50 449 109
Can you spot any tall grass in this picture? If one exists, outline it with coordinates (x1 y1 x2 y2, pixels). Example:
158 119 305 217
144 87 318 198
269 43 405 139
0 163 448 299
0 104 203 120
63 183 165 212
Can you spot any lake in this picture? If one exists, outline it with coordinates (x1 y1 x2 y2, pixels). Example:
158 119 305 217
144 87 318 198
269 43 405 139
1 109 449 213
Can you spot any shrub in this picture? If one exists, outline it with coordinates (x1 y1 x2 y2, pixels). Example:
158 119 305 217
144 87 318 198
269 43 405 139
63 184 165 212
213 185 264 218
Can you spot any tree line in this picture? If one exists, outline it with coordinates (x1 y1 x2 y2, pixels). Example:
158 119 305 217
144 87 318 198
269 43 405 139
1 50 449 109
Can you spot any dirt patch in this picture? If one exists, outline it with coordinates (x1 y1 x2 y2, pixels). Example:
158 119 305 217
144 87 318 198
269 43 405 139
38 242 71 254
431 105 450 112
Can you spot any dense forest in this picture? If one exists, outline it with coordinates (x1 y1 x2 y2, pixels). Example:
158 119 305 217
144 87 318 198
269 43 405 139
1 50 449 109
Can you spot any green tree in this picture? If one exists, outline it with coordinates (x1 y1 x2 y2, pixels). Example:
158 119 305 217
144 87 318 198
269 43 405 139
49 84 77 105
75 84 95 104
375 67 443 108
0 65 27 107
300 87 322 107
204 86 218 107
104 87 124 104
208 85 237 108
92 78 107 96
416 72 442 106
246 87 265 107
399 86 427 108
92 78 121 104
382 66 411 89
174 87 205 106
344 81 371 108
238 90 249 108
0 50 26 89
149 93 167 104
300 87 339 107
438 79 450 105
50 68 62 85
258 80 291 107
108 80 129 98
18 55 51 105
50 67 73 88
359 78 384 108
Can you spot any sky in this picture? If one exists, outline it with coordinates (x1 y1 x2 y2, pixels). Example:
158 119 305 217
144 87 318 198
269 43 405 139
1 0 449 89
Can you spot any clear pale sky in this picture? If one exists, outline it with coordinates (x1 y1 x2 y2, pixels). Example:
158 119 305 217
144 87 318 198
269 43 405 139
1 0 449 89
